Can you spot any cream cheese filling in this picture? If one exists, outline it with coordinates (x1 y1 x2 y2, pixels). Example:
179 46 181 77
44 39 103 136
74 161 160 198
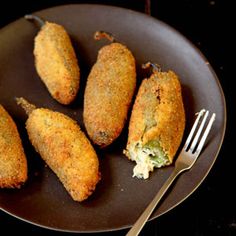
128 141 169 179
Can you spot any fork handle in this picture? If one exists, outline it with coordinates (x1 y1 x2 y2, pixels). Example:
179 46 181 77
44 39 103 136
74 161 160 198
126 169 182 236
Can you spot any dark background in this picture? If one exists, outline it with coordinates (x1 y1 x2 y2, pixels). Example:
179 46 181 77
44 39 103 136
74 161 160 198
0 0 234 235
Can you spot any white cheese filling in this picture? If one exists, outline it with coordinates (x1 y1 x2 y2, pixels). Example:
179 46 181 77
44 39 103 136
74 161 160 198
128 142 169 179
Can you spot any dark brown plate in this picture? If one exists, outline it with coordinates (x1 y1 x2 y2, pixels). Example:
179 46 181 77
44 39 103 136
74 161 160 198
0 4 226 233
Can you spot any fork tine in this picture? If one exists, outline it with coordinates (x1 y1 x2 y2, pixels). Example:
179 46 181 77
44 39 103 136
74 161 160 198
189 110 209 152
194 113 216 157
184 109 206 150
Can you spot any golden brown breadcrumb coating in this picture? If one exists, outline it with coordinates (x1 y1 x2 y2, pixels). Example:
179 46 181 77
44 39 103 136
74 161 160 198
84 42 136 147
0 105 27 188
124 70 185 178
17 98 100 202
34 22 80 105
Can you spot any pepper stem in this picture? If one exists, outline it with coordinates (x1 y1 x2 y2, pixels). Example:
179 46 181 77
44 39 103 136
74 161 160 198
24 14 45 28
142 62 162 73
94 31 116 43
16 97 36 116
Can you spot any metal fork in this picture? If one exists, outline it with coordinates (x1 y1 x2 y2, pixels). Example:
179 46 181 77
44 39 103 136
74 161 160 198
126 109 216 236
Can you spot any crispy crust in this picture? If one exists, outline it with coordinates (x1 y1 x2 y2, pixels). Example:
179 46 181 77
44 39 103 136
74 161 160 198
0 105 27 188
126 70 185 164
26 108 100 201
34 22 80 105
84 43 136 147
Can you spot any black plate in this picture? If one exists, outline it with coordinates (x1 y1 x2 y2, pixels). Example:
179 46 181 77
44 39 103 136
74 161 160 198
0 4 226 233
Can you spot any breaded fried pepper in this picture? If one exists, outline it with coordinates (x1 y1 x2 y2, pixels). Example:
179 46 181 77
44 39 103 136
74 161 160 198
25 15 80 105
16 98 100 201
84 31 136 147
0 105 27 188
124 63 185 179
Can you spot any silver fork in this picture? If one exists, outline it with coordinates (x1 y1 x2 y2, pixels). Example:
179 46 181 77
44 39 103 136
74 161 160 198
126 109 216 236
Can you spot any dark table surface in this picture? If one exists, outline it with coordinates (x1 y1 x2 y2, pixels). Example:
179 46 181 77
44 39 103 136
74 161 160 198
0 0 234 235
